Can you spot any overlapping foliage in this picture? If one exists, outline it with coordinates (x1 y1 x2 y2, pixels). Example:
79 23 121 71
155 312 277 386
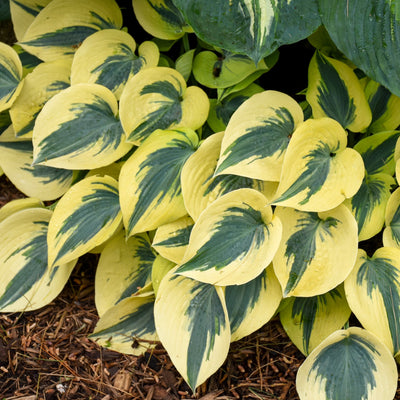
1 0 400 398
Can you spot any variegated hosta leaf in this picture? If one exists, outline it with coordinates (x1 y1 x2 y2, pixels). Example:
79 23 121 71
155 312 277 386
344 173 394 241
10 0 52 41
215 90 304 182
319 0 400 98
154 269 230 391
132 0 191 40
47 175 122 267
119 66 209 145
354 130 400 176
175 188 282 286
192 50 270 89
383 187 400 248
95 230 156 317
152 216 194 264
151 255 175 296
32 83 133 169
10 59 71 138
280 286 351 355
0 208 76 312
119 128 198 236
273 204 358 297
173 0 321 64
306 51 372 132
71 29 159 99
296 327 398 400
272 118 365 212
0 197 44 224
13 44 42 76
90 295 158 355
365 79 400 133
207 84 264 133
0 42 23 112
226 266 282 342
345 247 400 355
181 131 277 221
20 0 123 62
0 138 73 201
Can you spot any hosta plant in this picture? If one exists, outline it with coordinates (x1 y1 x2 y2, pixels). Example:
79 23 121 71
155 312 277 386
2 0 400 398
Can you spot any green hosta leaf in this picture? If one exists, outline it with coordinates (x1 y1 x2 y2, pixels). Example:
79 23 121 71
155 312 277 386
273 204 358 297
181 131 277 221
95 231 156 317
132 0 191 40
119 66 209 145
20 0 123 62
91 295 158 355
173 0 321 63
192 50 270 89
319 0 400 97
10 59 71 138
0 134 73 201
175 49 195 81
215 90 304 182
344 172 394 241
119 128 198 236
152 216 194 264
71 29 159 100
272 118 365 212
0 197 44 224
0 208 76 312
10 0 51 41
354 130 400 176
32 83 133 169
226 267 282 342
175 188 282 286
0 110 11 135
154 269 230 391
151 254 175 296
47 175 122 267
365 79 400 133
0 42 23 112
345 247 400 355
306 51 371 132
296 327 398 400
383 187 400 248
280 286 351 355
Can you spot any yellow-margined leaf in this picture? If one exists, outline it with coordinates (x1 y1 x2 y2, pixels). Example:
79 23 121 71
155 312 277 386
0 208 76 312
132 0 191 40
10 59 71 138
90 295 158 355
119 66 209 145
383 187 400 248
306 51 372 132
181 131 277 221
0 127 73 201
71 29 159 99
95 230 156 317
32 83 133 169
175 188 282 286
345 247 400 355
215 90 304 181
296 327 397 400
20 0 123 62
119 128 198 236
47 175 122 267
273 204 358 297
344 173 394 241
272 118 365 212
0 42 23 112
151 254 175 296
226 266 282 342
10 0 52 41
280 285 351 355
0 197 44 223
152 216 194 264
12 44 41 77
154 268 230 391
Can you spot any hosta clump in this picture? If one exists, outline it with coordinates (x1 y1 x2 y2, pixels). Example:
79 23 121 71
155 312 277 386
2 0 400 398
